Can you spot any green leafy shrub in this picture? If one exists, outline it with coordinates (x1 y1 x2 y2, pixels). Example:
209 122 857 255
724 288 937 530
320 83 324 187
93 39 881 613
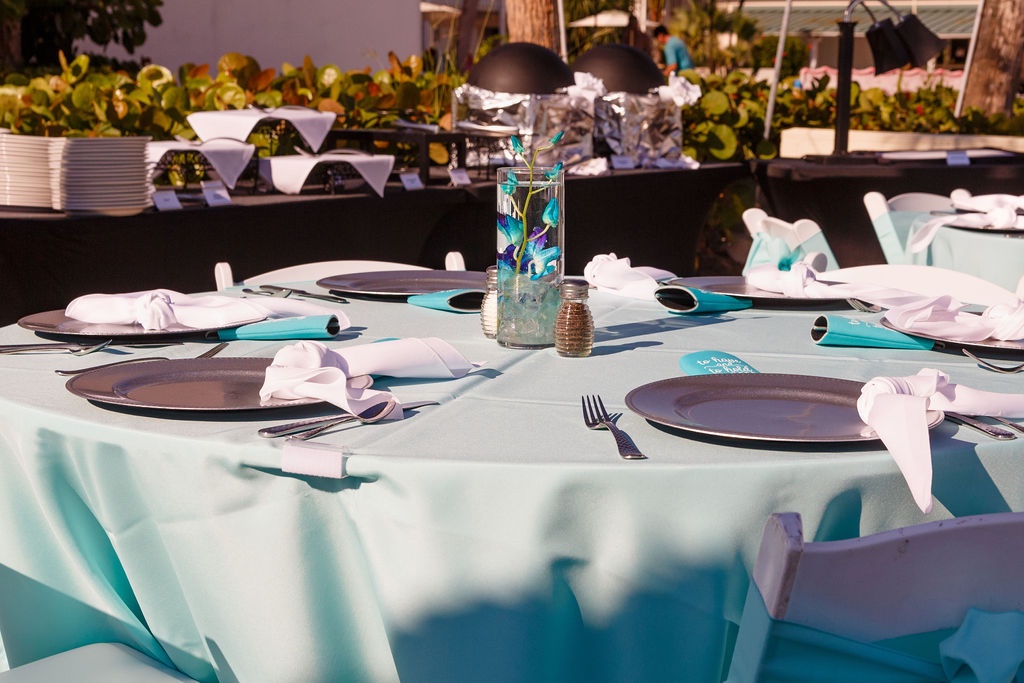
0 52 1021 165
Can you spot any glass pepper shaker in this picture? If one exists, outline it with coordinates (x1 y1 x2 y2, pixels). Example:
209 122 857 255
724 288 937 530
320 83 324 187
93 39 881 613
481 265 499 339
555 278 594 357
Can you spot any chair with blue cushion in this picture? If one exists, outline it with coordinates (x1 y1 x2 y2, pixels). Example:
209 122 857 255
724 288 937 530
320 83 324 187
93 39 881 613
0 643 196 682
863 191 952 265
741 208 839 275
725 511 1024 683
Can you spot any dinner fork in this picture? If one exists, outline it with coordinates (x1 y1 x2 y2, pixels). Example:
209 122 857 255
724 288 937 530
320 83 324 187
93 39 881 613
581 394 646 460
961 348 1024 374
54 341 228 375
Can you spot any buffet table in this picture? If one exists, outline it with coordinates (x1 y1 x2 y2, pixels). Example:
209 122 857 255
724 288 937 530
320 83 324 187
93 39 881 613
0 163 747 327
1 283 1021 683
753 155 1024 267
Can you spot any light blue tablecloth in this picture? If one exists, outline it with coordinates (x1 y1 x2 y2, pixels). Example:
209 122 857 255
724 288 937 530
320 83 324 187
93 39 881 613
1 289 1023 683
907 216 1024 292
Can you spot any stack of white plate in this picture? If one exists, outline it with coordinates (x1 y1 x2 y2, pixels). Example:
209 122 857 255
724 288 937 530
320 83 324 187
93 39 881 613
0 133 61 210
56 137 153 216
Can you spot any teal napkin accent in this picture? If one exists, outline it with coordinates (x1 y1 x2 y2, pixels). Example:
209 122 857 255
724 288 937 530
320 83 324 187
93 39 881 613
680 350 758 375
940 608 1024 683
655 285 752 314
407 289 485 313
811 315 934 350
217 315 341 341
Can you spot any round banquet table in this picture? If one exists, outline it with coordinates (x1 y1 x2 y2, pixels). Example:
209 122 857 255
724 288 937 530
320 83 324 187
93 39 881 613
0 283 1022 683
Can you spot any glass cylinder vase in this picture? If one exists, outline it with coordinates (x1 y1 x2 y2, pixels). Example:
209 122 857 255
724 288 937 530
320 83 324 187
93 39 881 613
495 165 565 349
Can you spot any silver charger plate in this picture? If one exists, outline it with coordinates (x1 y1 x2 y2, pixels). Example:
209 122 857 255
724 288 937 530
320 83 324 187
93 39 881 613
65 357 326 411
663 276 848 307
317 270 487 298
881 318 1024 355
18 309 265 339
625 373 943 443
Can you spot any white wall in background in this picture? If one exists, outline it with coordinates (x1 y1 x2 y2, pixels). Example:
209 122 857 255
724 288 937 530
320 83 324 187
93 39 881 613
76 0 421 72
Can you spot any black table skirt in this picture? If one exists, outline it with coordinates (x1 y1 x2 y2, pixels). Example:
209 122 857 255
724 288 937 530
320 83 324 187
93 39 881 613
753 156 1024 268
0 163 748 326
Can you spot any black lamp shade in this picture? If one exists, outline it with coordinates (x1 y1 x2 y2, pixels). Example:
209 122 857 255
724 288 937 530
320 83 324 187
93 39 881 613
571 44 664 94
467 42 574 94
896 14 946 67
865 18 910 74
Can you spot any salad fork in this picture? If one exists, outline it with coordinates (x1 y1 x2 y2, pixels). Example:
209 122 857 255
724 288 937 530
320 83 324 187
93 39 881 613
961 348 1024 374
581 394 646 460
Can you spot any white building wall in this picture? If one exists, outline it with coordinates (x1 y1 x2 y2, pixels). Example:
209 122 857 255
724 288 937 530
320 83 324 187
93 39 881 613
77 0 422 73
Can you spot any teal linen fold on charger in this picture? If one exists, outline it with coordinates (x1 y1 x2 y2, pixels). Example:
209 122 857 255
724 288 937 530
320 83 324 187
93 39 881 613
407 289 485 313
654 285 753 314
217 315 341 341
811 315 934 350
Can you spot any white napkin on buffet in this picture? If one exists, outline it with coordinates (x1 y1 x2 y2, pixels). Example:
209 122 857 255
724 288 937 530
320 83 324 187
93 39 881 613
858 368 1024 513
258 150 395 197
146 139 256 189
260 338 478 416
66 289 348 331
186 107 337 150
584 253 676 299
884 295 1024 343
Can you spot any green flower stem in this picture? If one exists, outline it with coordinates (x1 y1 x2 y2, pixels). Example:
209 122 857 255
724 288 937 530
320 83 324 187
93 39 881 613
512 141 555 274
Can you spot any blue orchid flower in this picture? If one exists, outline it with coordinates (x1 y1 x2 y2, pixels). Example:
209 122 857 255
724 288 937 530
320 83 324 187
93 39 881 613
500 170 519 195
544 162 563 180
526 244 562 279
497 213 524 247
541 197 559 228
510 135 525 155
549 131 565 144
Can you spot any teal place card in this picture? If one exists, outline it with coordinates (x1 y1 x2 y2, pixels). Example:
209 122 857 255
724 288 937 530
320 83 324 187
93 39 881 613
680 350 759 375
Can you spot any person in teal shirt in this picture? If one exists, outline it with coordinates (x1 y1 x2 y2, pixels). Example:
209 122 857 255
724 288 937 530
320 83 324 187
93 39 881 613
653 24 693 76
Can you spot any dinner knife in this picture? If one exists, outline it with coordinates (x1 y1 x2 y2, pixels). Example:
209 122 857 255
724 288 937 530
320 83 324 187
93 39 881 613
258 285 349 304
258 400 439 438
944 411 1017 440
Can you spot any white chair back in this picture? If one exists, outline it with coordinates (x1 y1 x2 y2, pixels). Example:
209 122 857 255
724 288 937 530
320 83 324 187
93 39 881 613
741 208 838 274
726 512 1024 683
863 191 952 265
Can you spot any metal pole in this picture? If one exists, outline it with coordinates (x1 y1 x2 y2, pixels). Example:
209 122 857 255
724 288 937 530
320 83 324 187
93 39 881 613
834 20 856 155
763 0 793 141
955 0 985 117
556 0 568 62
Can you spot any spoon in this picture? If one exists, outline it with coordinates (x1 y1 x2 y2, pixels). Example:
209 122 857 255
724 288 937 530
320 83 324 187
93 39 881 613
262 399 397 439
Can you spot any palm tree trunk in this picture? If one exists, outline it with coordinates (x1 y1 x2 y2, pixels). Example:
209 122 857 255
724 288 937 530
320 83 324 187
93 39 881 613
961 0 1024 116
506 0 557 50
0 16 21 70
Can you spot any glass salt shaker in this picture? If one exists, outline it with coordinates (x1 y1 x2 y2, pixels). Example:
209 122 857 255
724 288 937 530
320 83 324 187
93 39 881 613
555 278 594 357
481 265 499 339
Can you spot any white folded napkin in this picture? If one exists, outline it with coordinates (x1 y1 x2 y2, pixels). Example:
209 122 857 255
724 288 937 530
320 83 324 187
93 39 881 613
258 151 395 197
858 368 1024 513
146 139 256 189
260 338 477 415
66 289 349 331
910 209 1024 253
186 107 337 150
884 295 1024 342
583 253 676 299
950 189 1024 213
745 262 924 308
